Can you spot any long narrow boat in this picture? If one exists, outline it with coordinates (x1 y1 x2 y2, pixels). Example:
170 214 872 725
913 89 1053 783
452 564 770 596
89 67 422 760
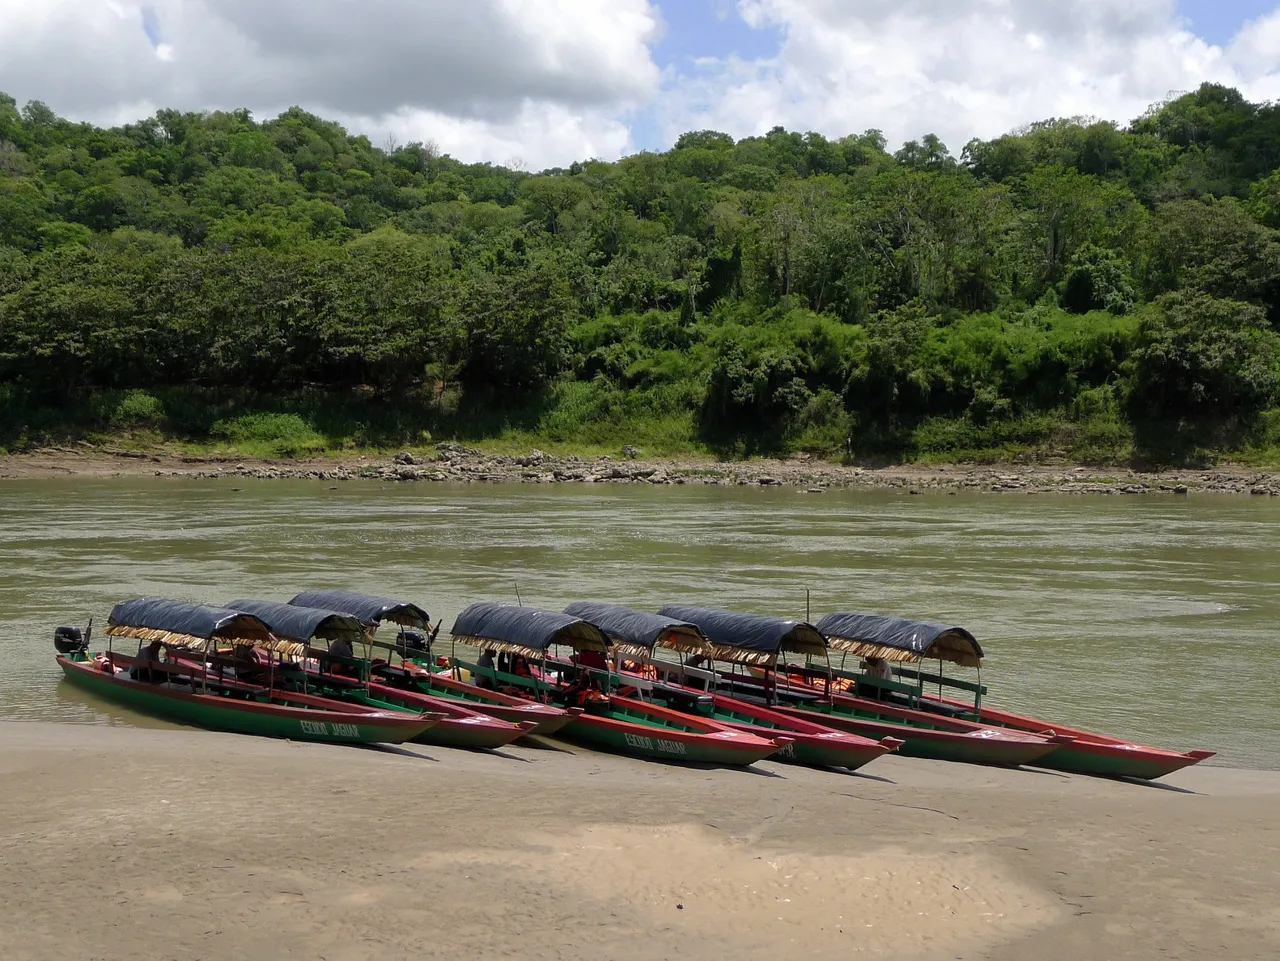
813 612 1216 780
228 597 534 750
286 589 578 739
561 601 900 772
658 604 1073 768
449 602 790 766
54 598 437 745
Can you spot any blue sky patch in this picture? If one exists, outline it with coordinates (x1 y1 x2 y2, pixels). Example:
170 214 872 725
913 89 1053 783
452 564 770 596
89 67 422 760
141 6 163 48
1177 0 1277 46
653 0 781 67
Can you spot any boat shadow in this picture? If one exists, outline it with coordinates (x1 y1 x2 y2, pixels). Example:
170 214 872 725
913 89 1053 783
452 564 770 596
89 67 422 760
830 769 896 784
516 736 576 753
684 761 787 778
1116 776 1200 795
1021 765 1072 779
369 742 538 763
1026 765 1202 794
365 744 440 761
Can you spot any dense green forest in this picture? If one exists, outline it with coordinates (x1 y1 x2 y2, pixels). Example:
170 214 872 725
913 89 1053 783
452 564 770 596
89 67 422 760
5 83 1280 462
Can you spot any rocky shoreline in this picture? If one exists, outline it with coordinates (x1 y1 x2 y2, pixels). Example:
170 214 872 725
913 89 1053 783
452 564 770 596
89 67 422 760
6 442 1280 495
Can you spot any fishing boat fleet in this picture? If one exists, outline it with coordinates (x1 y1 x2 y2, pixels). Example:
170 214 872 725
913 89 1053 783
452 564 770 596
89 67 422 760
53 591 1216 781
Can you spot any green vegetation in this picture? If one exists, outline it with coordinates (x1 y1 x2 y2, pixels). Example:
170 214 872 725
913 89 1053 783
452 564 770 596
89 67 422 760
5 83 1280 464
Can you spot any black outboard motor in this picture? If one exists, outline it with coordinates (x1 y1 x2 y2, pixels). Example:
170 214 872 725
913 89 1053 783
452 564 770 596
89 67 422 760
399 630 428 653
54 626 87 654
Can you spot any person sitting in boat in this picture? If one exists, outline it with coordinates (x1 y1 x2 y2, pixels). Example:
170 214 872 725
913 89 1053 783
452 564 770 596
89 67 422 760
564 666 604 708
865 656 894 682
327 637 356 677
475 650 497 690
130 639 165 683
859 656 895 699
512 655 534 679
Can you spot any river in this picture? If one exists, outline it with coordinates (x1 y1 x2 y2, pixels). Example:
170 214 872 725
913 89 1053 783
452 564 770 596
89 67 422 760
1 478 1275 768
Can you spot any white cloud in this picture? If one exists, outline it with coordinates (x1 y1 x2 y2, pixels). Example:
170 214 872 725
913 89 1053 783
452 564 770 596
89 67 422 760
0 0 661 168
5 0 1280 169
659 0 1280 154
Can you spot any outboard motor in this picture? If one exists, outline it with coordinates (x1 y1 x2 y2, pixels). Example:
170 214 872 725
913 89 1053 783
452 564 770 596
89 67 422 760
54 625 87 654
400 630 428 653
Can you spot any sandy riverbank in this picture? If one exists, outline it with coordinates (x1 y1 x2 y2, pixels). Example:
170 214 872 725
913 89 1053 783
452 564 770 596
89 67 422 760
6 444 1280 495
1 722 1276 961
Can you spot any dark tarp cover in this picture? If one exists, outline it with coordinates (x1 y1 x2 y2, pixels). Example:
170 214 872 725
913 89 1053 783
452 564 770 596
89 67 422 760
288 590 430 629
227 599 366 645
107 597 272 642
657 605 827 659
451 602 609 654
815 612 983 667
562 602 708 655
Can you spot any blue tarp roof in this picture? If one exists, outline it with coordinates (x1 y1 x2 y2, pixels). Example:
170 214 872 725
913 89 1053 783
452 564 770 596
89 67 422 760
107 598 272 642
563 602 708 653
451 602 609 654
816 612 983 667
657 605 827 658
227 599 366 644
288 590 430 628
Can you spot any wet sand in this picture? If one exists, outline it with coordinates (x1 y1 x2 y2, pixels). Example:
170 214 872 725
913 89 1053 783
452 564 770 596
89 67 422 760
1 722 1276 961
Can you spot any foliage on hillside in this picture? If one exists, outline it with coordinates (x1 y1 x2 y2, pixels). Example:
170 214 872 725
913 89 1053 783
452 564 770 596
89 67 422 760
4 83 1280 462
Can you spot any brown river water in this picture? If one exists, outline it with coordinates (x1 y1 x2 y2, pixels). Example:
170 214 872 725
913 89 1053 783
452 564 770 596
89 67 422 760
1 478 1276 768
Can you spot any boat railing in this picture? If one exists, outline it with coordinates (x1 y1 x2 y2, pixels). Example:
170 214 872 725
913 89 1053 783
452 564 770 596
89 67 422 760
889 664 986 711
452 656 554 696
111 651 271 697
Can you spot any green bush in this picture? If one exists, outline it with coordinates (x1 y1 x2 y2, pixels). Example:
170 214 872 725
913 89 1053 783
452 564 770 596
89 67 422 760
110 390 165 428
209 412 325 456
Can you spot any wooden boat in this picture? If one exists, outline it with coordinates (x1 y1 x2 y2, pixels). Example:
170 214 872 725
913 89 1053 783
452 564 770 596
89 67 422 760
54 599 437 745
286 589 578 738
228 597 533 750
561 601 901 772
814 612 1216 780
448 602 791 766
658 604 1073 768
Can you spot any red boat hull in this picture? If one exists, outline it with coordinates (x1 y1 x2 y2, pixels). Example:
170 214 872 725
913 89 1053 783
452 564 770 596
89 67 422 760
950 701 1215 780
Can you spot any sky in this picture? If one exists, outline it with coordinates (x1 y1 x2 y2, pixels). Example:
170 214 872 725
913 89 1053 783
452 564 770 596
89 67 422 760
2 1 1280 170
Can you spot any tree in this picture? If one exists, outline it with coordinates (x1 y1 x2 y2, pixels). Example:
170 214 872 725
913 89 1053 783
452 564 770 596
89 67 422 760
1127 292 1280 421
1145 198 1280 309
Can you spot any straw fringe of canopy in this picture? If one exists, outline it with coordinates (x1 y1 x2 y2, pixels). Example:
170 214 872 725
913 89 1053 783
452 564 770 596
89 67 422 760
452 635 548 661
826 634 982 668
707 644 783 667
106 625 314 659
106 625 211 649
251 637 311 658
651 626 713 656
610 626 710 660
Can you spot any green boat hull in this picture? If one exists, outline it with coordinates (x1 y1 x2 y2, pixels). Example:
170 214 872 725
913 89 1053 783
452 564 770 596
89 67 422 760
59 657 429 745
766 735 871 770
555 713 780 766
785 703 1062 767
284 677 527 750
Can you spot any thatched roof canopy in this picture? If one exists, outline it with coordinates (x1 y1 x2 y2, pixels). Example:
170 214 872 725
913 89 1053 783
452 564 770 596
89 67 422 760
563 602 710 659
106 598 274 650
228 599 367 647
816 612 983 668
450 602 609 658
657 605 827 666
289 590 430 629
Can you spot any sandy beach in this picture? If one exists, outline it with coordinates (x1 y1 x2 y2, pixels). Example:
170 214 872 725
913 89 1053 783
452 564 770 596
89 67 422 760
1 722 1275 961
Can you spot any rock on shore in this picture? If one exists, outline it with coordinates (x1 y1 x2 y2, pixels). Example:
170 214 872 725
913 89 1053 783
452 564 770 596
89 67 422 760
8 443 1280 496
